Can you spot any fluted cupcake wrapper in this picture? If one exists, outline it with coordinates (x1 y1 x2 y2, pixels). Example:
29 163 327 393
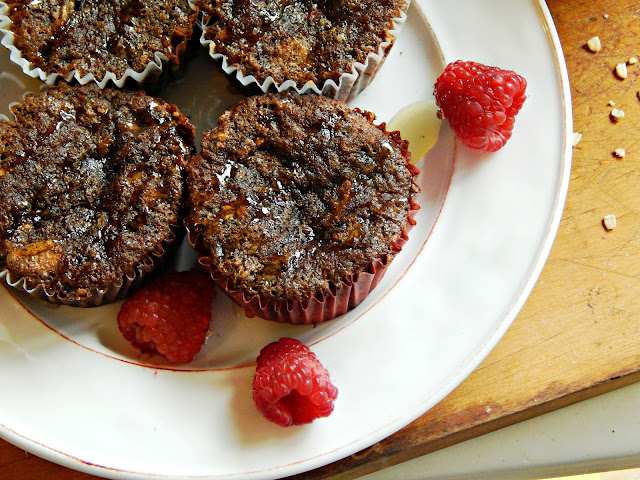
198 0 410 102
203 253 391 325
0 1 198 89
0 269 140 308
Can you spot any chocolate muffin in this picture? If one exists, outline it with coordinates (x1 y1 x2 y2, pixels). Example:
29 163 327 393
185 92 420 324
1 0 198 88
196 0 410 101
0 83 196 306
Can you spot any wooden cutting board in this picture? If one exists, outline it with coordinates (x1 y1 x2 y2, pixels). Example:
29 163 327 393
2 0 640 479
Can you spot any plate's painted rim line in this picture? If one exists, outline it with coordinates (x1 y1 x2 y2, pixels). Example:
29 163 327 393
3 284 258 373
0 12 457 480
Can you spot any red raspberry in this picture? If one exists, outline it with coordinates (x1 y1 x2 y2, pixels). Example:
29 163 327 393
117 269 216 364
252 337 338 427
433 60 527 152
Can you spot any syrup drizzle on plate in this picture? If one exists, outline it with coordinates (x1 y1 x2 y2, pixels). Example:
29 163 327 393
388 100 442 164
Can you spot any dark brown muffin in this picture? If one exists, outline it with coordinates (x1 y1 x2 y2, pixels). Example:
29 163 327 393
0 83 196 306
196 0 410 100
2 0 198 88
185 92 420 324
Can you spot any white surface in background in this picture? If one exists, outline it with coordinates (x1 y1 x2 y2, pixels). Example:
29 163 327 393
362 382 640 480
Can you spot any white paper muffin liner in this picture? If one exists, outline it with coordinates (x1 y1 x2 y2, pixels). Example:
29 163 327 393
199 0 410 102
0 1 198 89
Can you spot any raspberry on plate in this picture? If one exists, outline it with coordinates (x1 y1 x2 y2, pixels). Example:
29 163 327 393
433 60 527 152
253 337 338 427
117 269 216 364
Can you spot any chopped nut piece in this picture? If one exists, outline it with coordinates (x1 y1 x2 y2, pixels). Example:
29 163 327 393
614 147 626 158
611 108 625 120
586 36 602 53
603 214 617 230
629 57 639 65
572 132 583 146
603 13 609 19
608 99 616 106
616 62 628 79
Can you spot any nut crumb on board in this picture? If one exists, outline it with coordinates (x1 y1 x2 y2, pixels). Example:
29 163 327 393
610 108 625 120
614 147 626 158
615 62 628 79
581 37 633 162
603 214 617 231
586 36 602 53
572 132 582 146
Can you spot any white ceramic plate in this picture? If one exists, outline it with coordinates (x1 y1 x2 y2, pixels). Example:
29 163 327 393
0 0 571 478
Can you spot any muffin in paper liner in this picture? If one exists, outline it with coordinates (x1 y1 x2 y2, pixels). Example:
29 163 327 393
0 83 196 307
196 0 410 102
0 0 198 90
184 92 421 325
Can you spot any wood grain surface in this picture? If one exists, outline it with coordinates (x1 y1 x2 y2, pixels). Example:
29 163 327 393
2 1 640 479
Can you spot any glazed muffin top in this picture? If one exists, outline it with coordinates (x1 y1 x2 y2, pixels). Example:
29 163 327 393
185 92 419 302
0 83 196 300
196 0 408 86
4 0 197 82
